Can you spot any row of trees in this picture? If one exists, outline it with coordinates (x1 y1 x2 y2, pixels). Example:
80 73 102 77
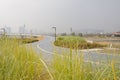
60 32 115 37
61 32 83 37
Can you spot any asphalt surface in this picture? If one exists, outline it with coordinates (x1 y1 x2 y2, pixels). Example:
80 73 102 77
32 36 120 64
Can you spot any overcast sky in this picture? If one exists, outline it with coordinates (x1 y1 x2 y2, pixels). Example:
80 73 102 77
0 0 120 33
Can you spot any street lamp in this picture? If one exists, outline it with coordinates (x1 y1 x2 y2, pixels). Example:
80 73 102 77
52 27 56 41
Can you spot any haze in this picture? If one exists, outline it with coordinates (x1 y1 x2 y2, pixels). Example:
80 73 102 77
0 0 120 33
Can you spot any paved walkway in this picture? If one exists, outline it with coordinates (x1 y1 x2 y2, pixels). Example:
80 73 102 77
32 36 120 64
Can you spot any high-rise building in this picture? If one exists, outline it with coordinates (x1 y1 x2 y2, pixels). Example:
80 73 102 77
19 25 25 34
4 26 11 34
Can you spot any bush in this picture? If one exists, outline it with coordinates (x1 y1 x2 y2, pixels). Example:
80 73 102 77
61 33 67 36
71 32 76 36
78 33 83 37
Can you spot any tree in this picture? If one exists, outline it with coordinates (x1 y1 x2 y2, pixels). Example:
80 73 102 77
71 32 75 36
78 33 83 37
61 33 67 36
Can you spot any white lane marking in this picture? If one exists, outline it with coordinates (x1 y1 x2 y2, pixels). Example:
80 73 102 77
37 44 63 57
37 45 53 54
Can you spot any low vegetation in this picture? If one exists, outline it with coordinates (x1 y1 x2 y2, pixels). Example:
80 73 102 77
18 38 39 43
54 36 106 49
2 37 39 44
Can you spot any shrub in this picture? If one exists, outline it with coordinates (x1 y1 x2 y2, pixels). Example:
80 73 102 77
61 33 67 36
78 33 83 37
71 32 76 36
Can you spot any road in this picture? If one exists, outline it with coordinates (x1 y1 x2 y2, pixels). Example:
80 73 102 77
32 36 120 64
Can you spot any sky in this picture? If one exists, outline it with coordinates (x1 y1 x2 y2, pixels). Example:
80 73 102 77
0 0 120 33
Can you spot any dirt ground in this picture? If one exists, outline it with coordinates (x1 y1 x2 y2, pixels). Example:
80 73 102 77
35 36 44 41
83 36 120 54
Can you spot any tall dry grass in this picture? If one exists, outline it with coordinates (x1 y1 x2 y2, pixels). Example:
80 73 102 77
50 49 120 80
0 38 45 80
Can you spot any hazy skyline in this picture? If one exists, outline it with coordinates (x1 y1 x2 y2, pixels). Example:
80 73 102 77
0 0 120 33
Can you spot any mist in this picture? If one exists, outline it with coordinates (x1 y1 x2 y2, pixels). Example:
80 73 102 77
0 0 120 33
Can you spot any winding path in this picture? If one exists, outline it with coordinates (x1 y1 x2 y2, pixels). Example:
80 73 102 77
32 36 120 64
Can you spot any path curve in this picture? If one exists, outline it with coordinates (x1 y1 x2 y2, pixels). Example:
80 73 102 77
32 36 120 64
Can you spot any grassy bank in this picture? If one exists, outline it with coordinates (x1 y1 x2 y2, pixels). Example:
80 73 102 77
54 36 106 49
0 36 44 44
18 38 39 43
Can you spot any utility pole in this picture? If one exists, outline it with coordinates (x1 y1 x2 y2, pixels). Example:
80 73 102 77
70 27 72 35
52 27 56 41
23 24 26 38
30 29 33 38
23 24 26 34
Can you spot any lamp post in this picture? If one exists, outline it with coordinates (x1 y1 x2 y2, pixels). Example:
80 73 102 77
70 28 72 33
52 27 56 41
